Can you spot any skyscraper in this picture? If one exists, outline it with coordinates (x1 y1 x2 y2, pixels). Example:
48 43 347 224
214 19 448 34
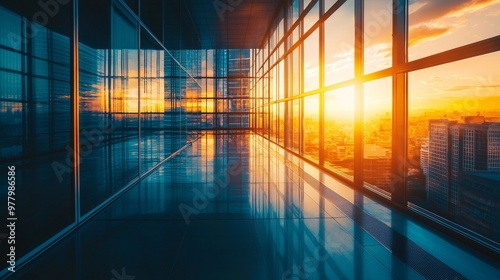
427 116 500 218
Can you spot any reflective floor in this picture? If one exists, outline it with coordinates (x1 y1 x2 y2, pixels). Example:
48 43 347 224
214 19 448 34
12 133 500 279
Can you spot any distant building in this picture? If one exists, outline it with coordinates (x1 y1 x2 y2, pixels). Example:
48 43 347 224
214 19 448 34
364 144 391 191
458 172 500 240
427 116 500 218
420 142 429 176
427 119 453 214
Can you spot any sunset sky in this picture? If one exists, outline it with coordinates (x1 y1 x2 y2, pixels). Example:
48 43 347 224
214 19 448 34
303 0 500 117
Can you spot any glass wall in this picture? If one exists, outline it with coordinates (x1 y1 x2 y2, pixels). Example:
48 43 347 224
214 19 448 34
0 0 201 274
250 0 500 251
0 4 74 266
196 49 254 131
408 52 500 243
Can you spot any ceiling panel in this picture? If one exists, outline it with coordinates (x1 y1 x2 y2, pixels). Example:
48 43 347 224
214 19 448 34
184 0 281 49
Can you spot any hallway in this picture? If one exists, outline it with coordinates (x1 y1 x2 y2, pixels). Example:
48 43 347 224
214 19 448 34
12 134 499 279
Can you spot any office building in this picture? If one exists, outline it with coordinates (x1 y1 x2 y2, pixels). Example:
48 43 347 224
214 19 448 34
427 117 500 229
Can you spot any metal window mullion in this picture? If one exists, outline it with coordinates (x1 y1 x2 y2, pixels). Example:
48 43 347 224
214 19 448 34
354 0 364 188
71 0 81 223
391 0 408 204
319 0 325 166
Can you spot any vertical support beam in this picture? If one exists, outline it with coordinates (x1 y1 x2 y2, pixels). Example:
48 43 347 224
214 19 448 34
267 43 271 139
25 19 36 157
299 10 304 155
284 11 290 148
354 0 364 188
392 0 408 204
319 0 325 166
70 0 81 223
138 17 141 175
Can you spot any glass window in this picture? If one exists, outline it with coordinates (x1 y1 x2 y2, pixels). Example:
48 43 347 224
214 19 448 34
409 0 500 61
293 98 301 151
0 5 73 269
408 51 500 243
304 95 320 162
325 0 339 13
279 102 285 145
364 78 392 194
291 0 300 26
324 0 354 86
304 0 319 32
79 1 140 214
271 103 277 141
364 0 392 74
304 0 313 10
304 30 320 92
324 86 355 179
140 27 168 172
292 47 301 96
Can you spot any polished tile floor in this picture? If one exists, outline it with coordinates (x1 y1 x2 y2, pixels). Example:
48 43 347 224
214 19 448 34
12 133 500 279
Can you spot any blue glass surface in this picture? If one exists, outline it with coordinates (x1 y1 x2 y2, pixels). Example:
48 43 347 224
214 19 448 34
12 134 500 279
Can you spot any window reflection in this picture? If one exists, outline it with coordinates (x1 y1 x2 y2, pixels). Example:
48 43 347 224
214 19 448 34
0 5 73 269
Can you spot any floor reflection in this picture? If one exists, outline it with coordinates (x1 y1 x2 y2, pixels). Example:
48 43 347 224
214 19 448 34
12 133 499 279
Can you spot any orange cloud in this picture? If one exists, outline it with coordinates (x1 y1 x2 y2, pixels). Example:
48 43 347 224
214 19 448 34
445 85 500 91
410 0 497 26
409 25 451 46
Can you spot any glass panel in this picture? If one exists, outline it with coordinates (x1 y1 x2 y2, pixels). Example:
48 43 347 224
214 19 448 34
324 86 355 179
409 0 500 61
278 102 285 145
324 0 354 86
304 95 320 162
271 103 277 141
278 60 285 99
0 5 73 268
304 0 313 10
304 30 319 92
364 0 392 74
291 0 300 25
304 1 319 32
292 47 301 96
140 27 166 172
364 78 392 194
293 98 301 151
79 1 139 214
408 51 500 244
325 0 339 12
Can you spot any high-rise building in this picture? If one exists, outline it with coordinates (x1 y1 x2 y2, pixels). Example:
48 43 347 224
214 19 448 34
458 172 500 239
427 119 454 213
427 116 500 216
364 144 391 191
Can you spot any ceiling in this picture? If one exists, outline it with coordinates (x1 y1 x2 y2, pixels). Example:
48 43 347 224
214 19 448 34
184 0 281 49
